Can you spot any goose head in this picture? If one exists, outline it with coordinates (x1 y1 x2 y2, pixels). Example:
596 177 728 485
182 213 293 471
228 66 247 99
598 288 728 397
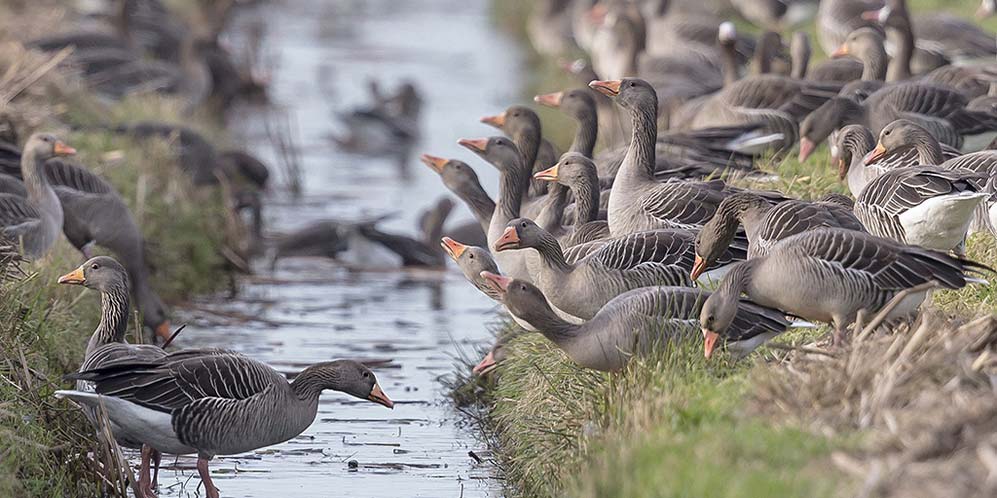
420 155 485 196
693 218 739 281
58 256 128 293
472 334 512 375
494 218 547 252
589 77 657 113
481 271 556 327
24 133 76 161
294 360 393 408
699 288 739 359
440 237 502 300
831 125 876 180
457 136 523 173
863 119 932 165
799 97 863 161
481 105 540 139
533 152 596 189
534 88 597 123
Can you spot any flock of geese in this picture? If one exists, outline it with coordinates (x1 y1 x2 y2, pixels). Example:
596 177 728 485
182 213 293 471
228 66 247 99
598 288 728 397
2 0 997 496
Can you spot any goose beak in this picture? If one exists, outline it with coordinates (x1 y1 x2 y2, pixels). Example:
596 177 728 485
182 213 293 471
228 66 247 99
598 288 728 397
534 91 564 108
588 3 607 24
863 143 887 165
861 7 889 22
533 164 559 182
368 383 394 409
440 237 467 260
457 138 488 154
494 226 520 252
798 138 816 163
690 255 707 281
589 79 622 97
53 141 77 156
420 154 448 173
155 321 173 342
480 271 511 295
703 330 720 359
57 266 85 285
831 44 849 57
837 157 848 180
472 351 497 375
480 111 506 129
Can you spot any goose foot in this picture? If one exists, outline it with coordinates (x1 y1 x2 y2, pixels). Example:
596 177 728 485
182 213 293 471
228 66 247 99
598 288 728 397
197 456 220 498
832 326 847 347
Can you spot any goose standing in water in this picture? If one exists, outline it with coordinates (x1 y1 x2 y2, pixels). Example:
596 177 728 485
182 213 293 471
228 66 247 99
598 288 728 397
0 133 76 258
481 272 790 371
700 228 989 346
57 256 168 497
59 354 392 498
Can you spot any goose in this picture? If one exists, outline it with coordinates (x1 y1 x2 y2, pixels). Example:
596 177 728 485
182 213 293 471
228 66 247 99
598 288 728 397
692 193 865 280
58 353 393 498
481 272 790 371
853 164 988 252
533 89 598 159
457 136 532 281
480 105 559 198
532 153 610 246
471 332 512 375
420 154 492 247
0 133 76 258
788 31 864 82
588 78 735 236
815 0 885 56
57 256 169 497
981 0 996 19
699 228 990 345
866 0 996 70
527 0 576 57
334 81 422 155
493 218 743 320
730 0 818 31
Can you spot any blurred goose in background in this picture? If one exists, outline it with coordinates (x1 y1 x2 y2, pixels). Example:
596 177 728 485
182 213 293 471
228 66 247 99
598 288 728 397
788 31 864 82
700 228 990 345
692 193 865 280
527 0 576 56
59 353 392 498
494 218 743 320
483 272 790 371
333 81 422 156
57 256 168 498
730 0 819 31
981 0 997 19
0 133 76 258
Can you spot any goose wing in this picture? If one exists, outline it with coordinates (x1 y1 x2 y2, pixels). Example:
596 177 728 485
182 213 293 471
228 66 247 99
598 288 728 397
0 193 42 237
638 179 726 228
43 159 115 195
588 229 695 272
755 200 865 252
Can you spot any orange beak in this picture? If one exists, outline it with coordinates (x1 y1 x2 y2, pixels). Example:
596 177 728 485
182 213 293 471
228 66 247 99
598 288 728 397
589 79 622 97
53 141 77 156
860 8 885 21
458 138 488 153
831 44 849 57
440 237 467 260
703 330 720 359
588 3 607 24
368 383 394 409
690 255 708 281
480 271 512 295
480 111 507 129
534 92 564 108
533 164 559 182
155 321 173 343
472 350 497 375
798 137 816 163
420 154 448 173
57 266 85 285
863 143 887 165
494 226 520 252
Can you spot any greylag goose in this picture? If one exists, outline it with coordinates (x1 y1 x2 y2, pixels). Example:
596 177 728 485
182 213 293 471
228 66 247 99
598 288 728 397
494 218 743 320
57 256 168 497
830 124 960 196
789 31 864 83
534 89 598 158
867 0 996 69
334 81 422 155
527 0 576 56
692 193 865 280
730 0 818 31
420 154 492 247
0 133 76 258
480 105 559 198
853 165 988 252
700 228 990 345
589 78 758 236
457 136 532 280
533 153 610 246
472 332 512 375
482 272 790 371
58 353 392 498
816 0 884 56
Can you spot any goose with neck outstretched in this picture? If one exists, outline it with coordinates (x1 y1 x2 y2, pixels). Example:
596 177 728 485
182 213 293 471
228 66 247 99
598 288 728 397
420 154 492 248
0 133 76 258
481 271 790 371
532 153 609 246
692 192 865 280
480 105 560 199
57 256 170 498
58 353 393 498
700 228 990 346
493 218 744 320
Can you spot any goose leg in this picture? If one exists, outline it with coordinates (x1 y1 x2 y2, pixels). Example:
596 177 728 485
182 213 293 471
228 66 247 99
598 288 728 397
138 445 157 498
197 456 219 498
151 448 161 490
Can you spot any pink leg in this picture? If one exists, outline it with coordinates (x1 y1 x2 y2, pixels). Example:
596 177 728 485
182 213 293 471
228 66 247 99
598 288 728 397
138 445 157 498
151 449 161 489
197 456 219 498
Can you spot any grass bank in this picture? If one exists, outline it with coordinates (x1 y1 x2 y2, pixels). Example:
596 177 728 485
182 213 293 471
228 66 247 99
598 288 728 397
457 2 997 497
0 2 240 496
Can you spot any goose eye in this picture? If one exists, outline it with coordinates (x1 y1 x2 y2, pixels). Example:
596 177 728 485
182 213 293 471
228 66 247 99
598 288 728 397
91 263 99 270
362 371 370 378
468 254 474 259
628 81 635 87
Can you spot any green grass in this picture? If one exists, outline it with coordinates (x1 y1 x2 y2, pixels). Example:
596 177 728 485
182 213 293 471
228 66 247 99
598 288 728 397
466 1 997 497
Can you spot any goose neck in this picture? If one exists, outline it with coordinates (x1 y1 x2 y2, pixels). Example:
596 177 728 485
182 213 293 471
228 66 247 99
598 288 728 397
569 111 598 158
621 101 658 182
495 159 529 222
910 133 944 165
533 230 573 273
87 284 131 354
569 172 600 227
291 362 349 401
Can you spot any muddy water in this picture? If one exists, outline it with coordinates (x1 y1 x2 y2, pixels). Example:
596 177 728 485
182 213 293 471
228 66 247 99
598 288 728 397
157 0 520 496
